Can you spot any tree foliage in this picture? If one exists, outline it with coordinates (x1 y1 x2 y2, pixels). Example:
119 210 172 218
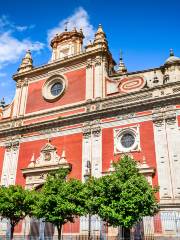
33 168 87 240
0 185 35 240
85 155 159 228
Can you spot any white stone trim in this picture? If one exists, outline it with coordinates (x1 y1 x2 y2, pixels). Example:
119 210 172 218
102 115 152 129
153 121 173 200
91 130 102 178
12 87 21 117
42 75 66 102
19 83 28 116
0 146 19 186
165 118 180 199
82 134 91 182
114 125 140 153
85 63 93 99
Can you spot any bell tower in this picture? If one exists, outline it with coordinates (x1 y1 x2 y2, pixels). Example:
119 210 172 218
50 27 84 61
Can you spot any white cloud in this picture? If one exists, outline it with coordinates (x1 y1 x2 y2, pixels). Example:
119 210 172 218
0 31 44 69
16 24 35 32
0 15 43 69
0 15 34 33
47 7 95 45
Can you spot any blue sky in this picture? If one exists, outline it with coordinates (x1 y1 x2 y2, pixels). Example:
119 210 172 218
0 0 180 103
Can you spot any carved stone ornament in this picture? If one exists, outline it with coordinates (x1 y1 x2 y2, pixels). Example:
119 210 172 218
86 58 93 69
164 106 176 125
4 135 21 151
152 106 176 126
82 120 101 138
82 122 91 139
21 141 71 189
95 56 102 66
40 127 60 134
16 78 28 88
91 119 101 137
5 140 19 151
11 119 23 128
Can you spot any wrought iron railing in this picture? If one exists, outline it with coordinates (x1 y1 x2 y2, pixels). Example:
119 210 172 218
1 212 180 240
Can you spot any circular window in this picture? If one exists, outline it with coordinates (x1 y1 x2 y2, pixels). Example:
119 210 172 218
50 82 63 96
42 75 66 102
116 129 138 153
120 133 135 148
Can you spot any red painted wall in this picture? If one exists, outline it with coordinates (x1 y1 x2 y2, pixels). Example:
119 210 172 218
102 121 159 188
16 133 83 186
26 68 86 114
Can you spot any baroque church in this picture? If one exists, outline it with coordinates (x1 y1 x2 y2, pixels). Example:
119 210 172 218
0 24 180 238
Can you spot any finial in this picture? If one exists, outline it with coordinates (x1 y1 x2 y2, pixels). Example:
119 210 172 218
60 150 67 163
142 156 146 164
18 50 33 73
97 24 103 33
64 21 69 31
108 160 115 172
0 97 5 109
118 50 127 73
47 138 51 143
120 49 123 60
170 48 174 56
29 153 36 167
93 23 108 48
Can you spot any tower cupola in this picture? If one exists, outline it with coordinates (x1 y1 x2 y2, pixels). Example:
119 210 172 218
50 27 84 61
164 49 180 66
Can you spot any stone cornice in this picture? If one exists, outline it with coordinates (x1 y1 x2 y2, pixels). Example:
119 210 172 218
0 81 180 138
111 66 162 78
22 162 72 176
13 47 112 81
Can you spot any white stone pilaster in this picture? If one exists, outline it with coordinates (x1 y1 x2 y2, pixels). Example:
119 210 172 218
0 141 19 186
82 123 91 181
94 57 103 98
19 81 28 116
12 86 21 117
91 123 102 178
86 60 93 100
165 115 180 199
153 119 173 200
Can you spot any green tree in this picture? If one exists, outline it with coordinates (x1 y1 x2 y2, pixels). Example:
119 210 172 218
0 185 35 240
33 168 87 240
85 155 159 238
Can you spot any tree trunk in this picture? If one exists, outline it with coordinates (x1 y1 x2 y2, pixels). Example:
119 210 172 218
10 224 15 240
122 227 130 240
57 224 62 240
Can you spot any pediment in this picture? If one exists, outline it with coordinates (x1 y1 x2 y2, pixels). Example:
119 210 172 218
21 141 71 189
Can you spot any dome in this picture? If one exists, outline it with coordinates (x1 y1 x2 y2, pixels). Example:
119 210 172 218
164 49 180 65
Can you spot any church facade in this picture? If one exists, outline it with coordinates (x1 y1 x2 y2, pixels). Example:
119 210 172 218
0 24 180 238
